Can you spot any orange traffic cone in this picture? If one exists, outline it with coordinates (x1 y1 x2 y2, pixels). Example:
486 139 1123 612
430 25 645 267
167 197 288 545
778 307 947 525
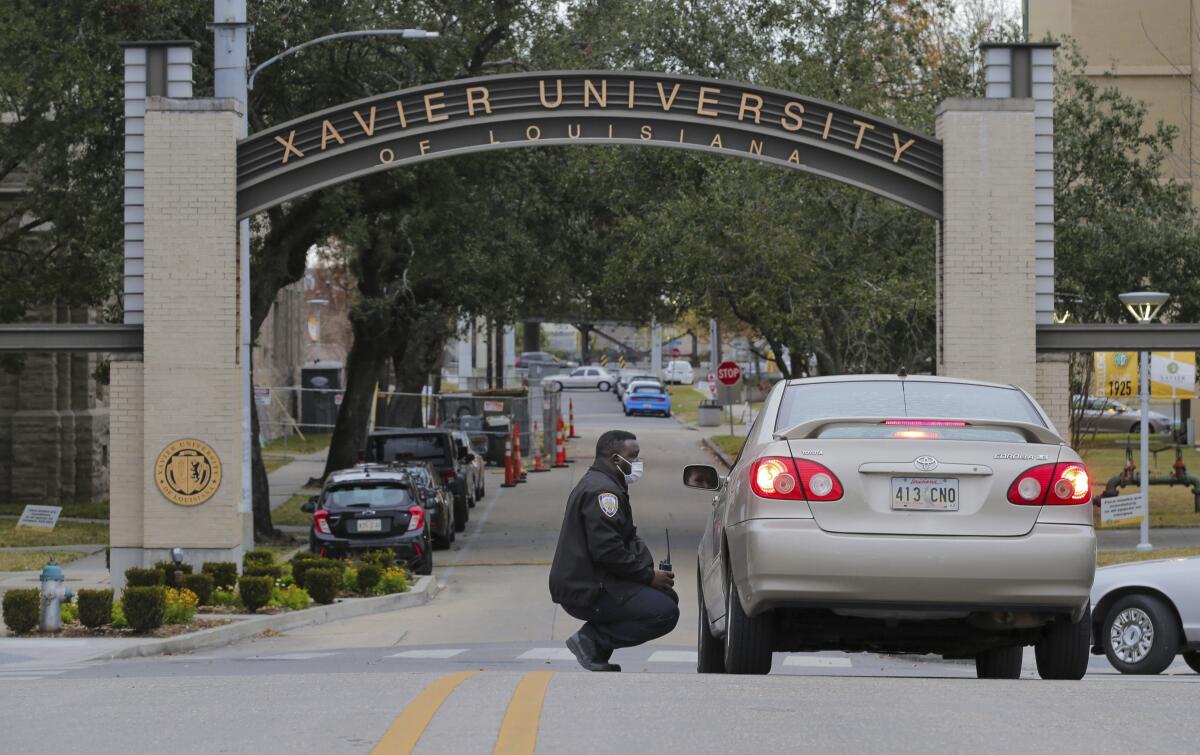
569 399 578 438
501 430 517 487
532 420 549 472
514 421 527 483
554 416 567 468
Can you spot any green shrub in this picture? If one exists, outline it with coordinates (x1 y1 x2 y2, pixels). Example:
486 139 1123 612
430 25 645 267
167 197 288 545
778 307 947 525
377 567 410 596
210 587 241 609
122 586 166 633
60 600 78 624
342 565 358 593
124 567 164 587
153 561 193 588
304 568 340 605
291 557 338 588
269 584 311 611
243 549 276 567
242 563 282 580
179 573 214 605
356 564 383 593
111 599 128 628
201 561 238 590
360 550 396 568
2 589 39 634
77 589 114 629
163 588 199 624
238 575 273 613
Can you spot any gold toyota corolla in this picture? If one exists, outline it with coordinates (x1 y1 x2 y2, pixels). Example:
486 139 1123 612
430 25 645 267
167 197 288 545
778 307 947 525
684 374 1096 678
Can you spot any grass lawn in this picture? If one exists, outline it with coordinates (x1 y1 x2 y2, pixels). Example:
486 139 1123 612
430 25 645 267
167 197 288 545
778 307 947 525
0 520 108 547
710 434 746 460
272 491 317 527
1098 547 1200 567
262 433 332 473
0 550 89 571
668 386 706 424
0 501 109 519
1079 442 1200 529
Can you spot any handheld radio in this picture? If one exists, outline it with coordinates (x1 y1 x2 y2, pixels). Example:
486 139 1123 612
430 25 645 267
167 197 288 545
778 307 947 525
659 528 672 573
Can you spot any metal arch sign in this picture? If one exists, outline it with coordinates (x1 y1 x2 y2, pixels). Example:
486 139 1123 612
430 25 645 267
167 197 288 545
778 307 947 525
236 71 943 220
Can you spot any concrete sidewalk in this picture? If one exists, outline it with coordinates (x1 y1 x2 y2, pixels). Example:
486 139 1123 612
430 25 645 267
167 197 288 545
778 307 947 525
268 447 328 511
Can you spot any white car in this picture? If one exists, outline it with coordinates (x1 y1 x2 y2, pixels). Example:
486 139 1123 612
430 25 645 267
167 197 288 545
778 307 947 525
1090 556 1200 674
542 366 616 392
664 360 695 385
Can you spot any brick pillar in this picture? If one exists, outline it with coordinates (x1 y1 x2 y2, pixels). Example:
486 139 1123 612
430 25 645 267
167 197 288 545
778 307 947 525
935 98 1037 391
1036 353 1071 437
109 358 144 590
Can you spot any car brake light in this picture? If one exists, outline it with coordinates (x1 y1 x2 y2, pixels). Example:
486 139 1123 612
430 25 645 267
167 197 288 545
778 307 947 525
1008 462 1091 505
793 459 843 501
406 505 425 532
883 419 967 427
750 457 843 501
893 430 940 439
313 508 332 535
441 470 457 481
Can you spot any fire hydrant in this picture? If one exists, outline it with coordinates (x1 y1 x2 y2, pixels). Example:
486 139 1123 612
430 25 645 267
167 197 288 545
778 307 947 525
39 560 73 632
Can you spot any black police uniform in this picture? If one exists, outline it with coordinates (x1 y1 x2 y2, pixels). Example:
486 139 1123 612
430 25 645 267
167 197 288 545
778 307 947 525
549 464 679 655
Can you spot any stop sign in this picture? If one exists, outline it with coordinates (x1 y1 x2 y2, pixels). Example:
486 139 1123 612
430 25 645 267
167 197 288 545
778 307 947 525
717 361 742 386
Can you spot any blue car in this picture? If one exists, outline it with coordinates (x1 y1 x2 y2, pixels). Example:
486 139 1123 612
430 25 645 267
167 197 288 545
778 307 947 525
623 385 672 417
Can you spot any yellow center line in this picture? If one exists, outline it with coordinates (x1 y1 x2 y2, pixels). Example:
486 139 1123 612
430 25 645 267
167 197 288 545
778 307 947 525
372 670 480 755
493 671 556 755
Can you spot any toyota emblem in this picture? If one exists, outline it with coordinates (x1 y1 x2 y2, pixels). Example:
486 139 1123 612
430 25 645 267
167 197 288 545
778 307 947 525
914 455 938 472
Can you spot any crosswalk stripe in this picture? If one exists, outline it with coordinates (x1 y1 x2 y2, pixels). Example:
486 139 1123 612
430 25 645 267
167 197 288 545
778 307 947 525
387 649 468 660
372 670 479 755
517 648 574 661
252 652 339 661
0 676 50 681
494 671 555 755
647 650 698 663
784 655 852 668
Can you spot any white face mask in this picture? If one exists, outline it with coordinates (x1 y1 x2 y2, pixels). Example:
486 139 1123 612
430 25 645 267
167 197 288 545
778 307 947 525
615 454 644 485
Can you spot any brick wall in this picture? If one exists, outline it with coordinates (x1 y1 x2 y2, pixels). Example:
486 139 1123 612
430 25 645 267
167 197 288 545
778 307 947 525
109 359 144 547
1036 353 1071 439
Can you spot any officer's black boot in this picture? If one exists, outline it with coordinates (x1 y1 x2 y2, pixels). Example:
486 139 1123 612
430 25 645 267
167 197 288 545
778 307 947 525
566 631 621 672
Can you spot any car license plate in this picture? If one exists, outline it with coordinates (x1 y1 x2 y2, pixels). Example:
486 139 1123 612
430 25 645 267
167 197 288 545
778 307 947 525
355 518 383 533
891 477 959 511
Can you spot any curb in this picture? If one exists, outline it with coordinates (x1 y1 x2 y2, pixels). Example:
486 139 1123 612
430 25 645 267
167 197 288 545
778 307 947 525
701 436 734 469
85 575 439 662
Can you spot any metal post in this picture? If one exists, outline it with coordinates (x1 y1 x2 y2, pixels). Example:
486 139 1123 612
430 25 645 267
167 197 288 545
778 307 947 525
650 319 662 378
709 318 719 382
1137 350 1152 551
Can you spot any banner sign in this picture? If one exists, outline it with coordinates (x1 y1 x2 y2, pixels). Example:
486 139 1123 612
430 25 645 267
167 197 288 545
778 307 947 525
1094 352 1137 399
1150 352 1196 399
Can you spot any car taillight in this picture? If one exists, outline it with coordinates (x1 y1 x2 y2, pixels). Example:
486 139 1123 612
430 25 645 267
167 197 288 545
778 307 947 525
883 419 967 427
1008 462 1091 505
749 457 842 501
794 459 843 501
441 470 457 481
406 505 425 532
313 508 332 535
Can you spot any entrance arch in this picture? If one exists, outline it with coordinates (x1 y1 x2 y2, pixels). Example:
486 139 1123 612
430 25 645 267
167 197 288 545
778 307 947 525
236 71 943 219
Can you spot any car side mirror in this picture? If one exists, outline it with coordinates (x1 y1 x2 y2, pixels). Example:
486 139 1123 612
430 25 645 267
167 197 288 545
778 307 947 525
683 464 720 491
300 495 318 514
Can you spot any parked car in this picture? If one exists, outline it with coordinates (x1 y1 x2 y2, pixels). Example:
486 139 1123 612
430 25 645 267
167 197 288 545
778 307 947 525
302 464 432 574
1090 556 1200 674
392 461 455 550
365 429 472 532
1073 395 1176 435
663 360 695 385
623 384 672 417
515 351 573 369
452 430 485 503
684 374 1095 679
615 373 660 400
541 366 616 392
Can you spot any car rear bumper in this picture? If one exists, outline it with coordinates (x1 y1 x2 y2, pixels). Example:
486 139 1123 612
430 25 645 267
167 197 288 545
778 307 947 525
311 530 426 566
727 518 1095 617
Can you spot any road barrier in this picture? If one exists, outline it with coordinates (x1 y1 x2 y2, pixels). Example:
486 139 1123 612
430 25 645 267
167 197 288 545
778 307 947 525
514 421 526 483
501 431 517 488
531 420 549 473
569 399 578 438
554 416 567 468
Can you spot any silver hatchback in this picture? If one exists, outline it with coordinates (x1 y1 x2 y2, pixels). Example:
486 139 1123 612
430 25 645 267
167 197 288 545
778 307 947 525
684 375 1096 678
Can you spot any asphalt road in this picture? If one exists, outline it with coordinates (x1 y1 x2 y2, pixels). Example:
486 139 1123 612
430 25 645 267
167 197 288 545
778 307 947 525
2 389 1197 754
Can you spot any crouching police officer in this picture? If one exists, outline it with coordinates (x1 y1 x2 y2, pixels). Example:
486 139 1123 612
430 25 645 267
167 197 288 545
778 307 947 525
549 429 678 672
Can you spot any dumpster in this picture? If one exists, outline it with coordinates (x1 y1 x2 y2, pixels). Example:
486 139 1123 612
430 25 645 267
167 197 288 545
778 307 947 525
300 361 343 434
697 399 722 427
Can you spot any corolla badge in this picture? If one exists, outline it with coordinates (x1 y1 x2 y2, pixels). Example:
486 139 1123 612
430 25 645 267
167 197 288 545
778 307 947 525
914 455 938 472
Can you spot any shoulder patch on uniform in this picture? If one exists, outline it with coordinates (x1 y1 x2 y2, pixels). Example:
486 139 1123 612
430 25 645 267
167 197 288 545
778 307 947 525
597 492 619 518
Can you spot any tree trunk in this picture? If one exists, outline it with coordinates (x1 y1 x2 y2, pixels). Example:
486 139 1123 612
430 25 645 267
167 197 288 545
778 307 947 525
249 397 276 541
493 320 505 389
522 320 540 353
322 329 386 478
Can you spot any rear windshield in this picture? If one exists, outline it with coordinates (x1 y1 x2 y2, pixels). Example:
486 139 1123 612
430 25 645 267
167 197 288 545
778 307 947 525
774 381 1045 430
378 435 448 462
632 386 664 395
324 483 410 508
399 466 431 484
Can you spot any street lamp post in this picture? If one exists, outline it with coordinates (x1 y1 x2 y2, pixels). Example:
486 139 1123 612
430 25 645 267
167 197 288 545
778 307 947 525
308 298 328 362
247 28 441 90
1118 291 1170 552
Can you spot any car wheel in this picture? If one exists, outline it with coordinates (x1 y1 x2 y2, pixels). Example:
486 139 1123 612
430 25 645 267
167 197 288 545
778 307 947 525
1034 604 1092 680
697 565 725 674
598 381 610 391
551 381 563 392
1129 422 1143 434
1183 650 1200 673
1101 594 1180 675
453 495 467 533
723 571 772 674
664 410 671 417
975 645 1023 679
468 483 477 508
623 409 630 416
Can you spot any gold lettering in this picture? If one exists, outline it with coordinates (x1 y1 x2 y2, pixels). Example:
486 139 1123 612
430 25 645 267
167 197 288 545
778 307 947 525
788 148 801 164
627 80 635 109
419 139 431 155
353 107 377 136
379 147 394 164
567 123 581 139
822 112 834 140
395 100 408 128
640 124 652 140
749 139 763 155
466 86 492 116
781 101 805 132
274 130 304 163
737 93 763 124
584 79 608 108
424 92 448 123
320 120 345 150
892 132 916 163
539 79 563 109
488 129 500 144
656 82 681 111
852 119 875 149
697 86 721 117
526 125 541 141
710 132 723 148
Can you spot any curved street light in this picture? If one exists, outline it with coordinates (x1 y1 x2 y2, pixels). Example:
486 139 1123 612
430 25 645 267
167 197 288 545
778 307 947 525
248 29 441 90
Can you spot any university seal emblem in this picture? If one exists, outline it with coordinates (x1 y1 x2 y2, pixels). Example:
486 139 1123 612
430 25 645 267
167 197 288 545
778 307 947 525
154 439 222 506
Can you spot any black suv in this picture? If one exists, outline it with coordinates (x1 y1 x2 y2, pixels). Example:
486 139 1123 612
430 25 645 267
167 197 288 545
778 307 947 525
393 460 455 549
301 464 432 574
366 429 472 533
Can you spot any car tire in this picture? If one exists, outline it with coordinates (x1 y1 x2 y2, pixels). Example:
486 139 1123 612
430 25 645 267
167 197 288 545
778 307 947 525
1034 604 1092 680
623 409 630 416
433 524 451 550
1101 594 1180 675
468 482 477 508
975 645 1023 679
453 495 467 533
723 572 773 675
551 381 563 393
598 381 610 391
1183 650 1200 673
697 566 725 674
